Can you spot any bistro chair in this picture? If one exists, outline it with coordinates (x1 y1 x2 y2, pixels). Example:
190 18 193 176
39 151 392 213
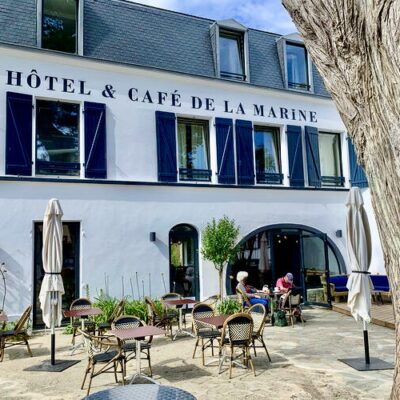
202 295 219 309
144 296 173 337
79 329 125 396
70 298 96 345
247 303 271 361
285 294 305 327
160 292 182 324
192 303 220 365
0 305 33 362
112 315 153 377
218 313 255 379
97 299 125 336
236 287 252 311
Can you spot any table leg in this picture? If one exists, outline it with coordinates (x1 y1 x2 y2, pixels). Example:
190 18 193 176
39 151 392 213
129 340 159 384
70 318 86 355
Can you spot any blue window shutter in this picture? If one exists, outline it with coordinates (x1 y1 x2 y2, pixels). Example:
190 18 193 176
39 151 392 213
287 125 304 187
235 119 255 185
156 111 177 182
348 137 368 187
305 126 321 187
84 102 107 179
6 92 32 176
216 118 235 184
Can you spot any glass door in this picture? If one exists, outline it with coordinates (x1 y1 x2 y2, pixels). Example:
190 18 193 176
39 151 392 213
169 225 200 300
300 232 331 306
33 222 80 328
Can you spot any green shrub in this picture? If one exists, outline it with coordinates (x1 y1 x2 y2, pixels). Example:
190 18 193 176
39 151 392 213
63 324 74 335
124 299 147 321
93 293 119 323
217 298 241 315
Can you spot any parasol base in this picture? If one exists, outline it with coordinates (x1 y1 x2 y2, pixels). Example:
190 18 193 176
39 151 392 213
25 359 80 372
338 357 394 371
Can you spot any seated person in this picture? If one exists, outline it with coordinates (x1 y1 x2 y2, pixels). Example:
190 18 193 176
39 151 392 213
236 271 269 307
276 273 294 293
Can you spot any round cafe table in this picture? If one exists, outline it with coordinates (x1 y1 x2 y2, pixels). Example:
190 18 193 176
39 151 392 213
85 384 196 400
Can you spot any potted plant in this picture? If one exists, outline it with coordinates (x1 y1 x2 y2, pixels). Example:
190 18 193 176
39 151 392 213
201 216 240 300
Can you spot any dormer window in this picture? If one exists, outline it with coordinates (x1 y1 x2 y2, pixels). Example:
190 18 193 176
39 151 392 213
42 0 78 53
219 30 245 81
286 42 310 91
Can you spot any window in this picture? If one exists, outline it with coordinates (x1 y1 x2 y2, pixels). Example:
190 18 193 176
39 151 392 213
254 126 282 184
318 132 344 186
177 119 211 181
42 0 78 53
219 30 245 80
36 100 80 176
286 42 310 91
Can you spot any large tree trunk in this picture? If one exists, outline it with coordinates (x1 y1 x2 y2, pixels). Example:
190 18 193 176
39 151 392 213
282 1 400 397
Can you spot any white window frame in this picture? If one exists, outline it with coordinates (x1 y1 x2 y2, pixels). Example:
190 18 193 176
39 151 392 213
216 23 250 83
283 39 314 93
32 96 84 179
37 0 83 55
252 123 284 186
174 115 213 184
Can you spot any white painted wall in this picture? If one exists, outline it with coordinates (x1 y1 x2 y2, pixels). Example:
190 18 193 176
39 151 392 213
0 46 386 318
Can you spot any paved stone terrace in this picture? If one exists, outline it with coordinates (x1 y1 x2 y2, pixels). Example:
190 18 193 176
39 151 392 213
0 308 395 400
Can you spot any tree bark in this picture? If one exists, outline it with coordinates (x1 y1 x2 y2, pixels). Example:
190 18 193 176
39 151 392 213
281 1 400 396
218 267 224 300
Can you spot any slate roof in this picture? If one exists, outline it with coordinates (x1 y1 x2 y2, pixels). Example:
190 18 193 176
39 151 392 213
0 0 329 97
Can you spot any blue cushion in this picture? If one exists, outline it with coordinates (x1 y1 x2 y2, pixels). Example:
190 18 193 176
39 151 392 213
370 275 389 291
329 275 348 287
334 286 348 292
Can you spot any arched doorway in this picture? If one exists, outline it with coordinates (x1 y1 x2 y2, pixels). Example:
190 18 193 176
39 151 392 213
169 224 200 299
227 224 345 306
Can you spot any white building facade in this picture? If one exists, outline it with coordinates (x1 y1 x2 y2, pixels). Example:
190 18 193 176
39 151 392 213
0 0 384 325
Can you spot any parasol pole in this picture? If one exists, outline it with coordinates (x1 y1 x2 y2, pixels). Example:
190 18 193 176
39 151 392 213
363 319 370 364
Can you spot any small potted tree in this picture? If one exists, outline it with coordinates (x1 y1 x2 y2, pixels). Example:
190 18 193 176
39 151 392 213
201 216 240 300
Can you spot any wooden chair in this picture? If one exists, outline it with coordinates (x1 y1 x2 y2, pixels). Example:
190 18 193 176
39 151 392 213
79 329 125 396
70 298 96 345
218 313 255 379
236 287 252 311
144 296 173 337
192 303 220 365
0 305 33 362
112 315 153 377
97 299 125 335
247 303 271 361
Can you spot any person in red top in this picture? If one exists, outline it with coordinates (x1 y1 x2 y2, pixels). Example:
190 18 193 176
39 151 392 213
275 273 294 293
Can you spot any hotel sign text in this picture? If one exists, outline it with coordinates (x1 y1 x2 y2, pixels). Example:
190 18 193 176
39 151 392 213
6 69 318 122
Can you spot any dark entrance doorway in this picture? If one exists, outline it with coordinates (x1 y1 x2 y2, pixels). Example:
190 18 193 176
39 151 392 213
169 224 200 300
272 231 301 287
33 222 80 328
227 224 345 306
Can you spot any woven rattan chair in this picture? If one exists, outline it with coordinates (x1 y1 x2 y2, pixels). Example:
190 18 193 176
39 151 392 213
97 299 125 335
80 329 125 396
248 303 271 361
202 295 219 308
160 292 182 324
192 303 220 365
112 315 153 376
0 305 32 362
236 288 252 311
144 296 173 337
218 313 255 378
70 298 96 345
285 293 305 327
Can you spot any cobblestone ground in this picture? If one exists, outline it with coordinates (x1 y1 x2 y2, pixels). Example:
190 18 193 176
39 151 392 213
0 308 394 400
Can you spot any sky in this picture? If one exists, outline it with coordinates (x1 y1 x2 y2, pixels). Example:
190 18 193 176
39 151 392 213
129 0 297 34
